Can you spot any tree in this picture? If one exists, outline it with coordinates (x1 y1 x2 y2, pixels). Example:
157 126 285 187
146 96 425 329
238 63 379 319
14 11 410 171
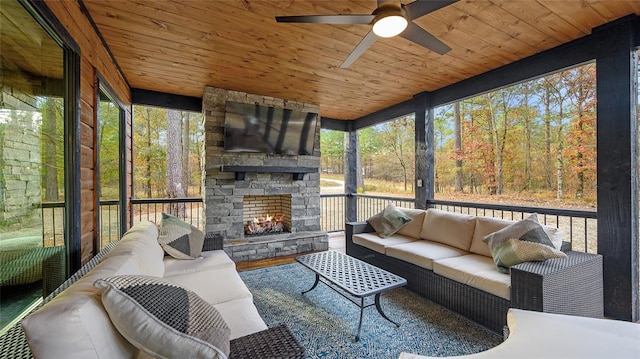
564 65 596 199
320 129 345 174
182 112 190 194
166 109 186 215
378 116 414 191
453 102 463 192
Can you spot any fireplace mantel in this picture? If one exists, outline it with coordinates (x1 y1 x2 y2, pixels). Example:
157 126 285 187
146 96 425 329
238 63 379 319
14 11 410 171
220 165 317 181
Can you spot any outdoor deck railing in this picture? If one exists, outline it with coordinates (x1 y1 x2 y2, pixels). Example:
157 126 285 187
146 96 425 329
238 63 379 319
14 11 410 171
427 199 598 253
39 194 598 254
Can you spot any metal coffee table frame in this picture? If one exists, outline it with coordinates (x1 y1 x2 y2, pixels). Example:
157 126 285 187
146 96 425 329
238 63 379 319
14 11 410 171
296 251 407 341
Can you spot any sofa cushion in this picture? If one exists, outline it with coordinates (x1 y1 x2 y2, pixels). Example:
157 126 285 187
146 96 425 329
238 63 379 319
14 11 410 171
433 254 511 300
164 250 235 276
158 213 205 259
352 232 418 254
420 209 477 251
483 214 566 273
386 240 469 270
213 297 269 340
165 266 253 305
471 216 564 257
22 255 142 359
395 208 427 239
94 275 230 359
105 221 165 277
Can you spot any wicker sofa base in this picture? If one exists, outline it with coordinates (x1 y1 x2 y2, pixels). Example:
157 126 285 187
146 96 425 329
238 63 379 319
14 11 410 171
346 231 510 333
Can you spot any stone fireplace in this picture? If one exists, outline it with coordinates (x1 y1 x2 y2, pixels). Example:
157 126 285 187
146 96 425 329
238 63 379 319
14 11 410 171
202 87 328 262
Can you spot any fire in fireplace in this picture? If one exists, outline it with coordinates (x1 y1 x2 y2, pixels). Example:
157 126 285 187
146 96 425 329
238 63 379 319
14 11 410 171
242 195 292 237
245 214 285 236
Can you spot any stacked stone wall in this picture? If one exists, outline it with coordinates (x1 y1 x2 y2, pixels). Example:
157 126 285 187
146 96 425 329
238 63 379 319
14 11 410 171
0 119 42 229
202 87 327 261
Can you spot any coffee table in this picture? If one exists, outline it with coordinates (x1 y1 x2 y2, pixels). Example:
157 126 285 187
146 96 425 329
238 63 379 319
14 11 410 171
295 251 407 341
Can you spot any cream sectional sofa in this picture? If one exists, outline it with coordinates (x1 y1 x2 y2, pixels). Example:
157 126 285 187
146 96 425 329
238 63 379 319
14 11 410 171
346 208 603 333
11 221 302 359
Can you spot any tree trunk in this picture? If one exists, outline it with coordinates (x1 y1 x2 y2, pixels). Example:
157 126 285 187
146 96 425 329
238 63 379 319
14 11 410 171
486 97 497 195
356 137 364 193
166 109 186 216
145 108 152 198
182 112 190 196
523 91 532 190
543 90 553 190
454 102 463 192
43 98 59 201
556 107 564 201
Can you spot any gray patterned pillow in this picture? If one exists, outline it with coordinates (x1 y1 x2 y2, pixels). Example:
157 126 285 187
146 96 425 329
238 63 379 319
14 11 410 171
367 203 412 238
94 275 230 358
483 214 566 273
158 212 204 259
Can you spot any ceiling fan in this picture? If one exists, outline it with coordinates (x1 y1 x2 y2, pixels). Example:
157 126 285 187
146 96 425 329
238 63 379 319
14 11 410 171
275 0 458 68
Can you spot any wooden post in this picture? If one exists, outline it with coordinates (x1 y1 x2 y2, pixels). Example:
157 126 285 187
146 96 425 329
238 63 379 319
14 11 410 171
345 123 358 222
413 92 433 209
594 17 639 322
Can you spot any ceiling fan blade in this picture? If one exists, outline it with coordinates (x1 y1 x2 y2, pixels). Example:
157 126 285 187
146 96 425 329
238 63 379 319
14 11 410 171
400 22 451 55
404 0 459 20
341 30 379 68
275 14 374 25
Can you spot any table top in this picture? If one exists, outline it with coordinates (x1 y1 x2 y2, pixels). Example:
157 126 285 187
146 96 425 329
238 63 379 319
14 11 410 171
296 251 407 298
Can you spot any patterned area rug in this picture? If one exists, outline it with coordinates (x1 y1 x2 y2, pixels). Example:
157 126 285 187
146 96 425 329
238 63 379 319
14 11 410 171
239 263 502 359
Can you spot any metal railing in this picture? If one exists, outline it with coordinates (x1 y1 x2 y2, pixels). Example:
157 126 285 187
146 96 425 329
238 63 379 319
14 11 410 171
39 195 598 253
130 197 204 228
355 194 415 221
427 199 598 253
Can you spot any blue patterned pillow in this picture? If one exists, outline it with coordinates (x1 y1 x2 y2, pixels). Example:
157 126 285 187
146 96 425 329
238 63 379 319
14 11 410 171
94 275 230 358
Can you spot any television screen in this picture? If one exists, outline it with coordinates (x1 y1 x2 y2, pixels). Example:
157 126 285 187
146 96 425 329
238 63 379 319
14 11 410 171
223 101 318 155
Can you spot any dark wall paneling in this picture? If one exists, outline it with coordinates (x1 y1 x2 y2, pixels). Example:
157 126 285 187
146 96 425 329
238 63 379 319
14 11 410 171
354 98 415 130
321 117 351 132
132 88 202 112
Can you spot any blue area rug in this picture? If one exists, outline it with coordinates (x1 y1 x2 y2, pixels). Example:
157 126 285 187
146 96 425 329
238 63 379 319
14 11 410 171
239 263 501 359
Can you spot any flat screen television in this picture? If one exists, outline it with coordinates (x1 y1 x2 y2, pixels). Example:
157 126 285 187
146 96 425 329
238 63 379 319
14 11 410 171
223 101 318 155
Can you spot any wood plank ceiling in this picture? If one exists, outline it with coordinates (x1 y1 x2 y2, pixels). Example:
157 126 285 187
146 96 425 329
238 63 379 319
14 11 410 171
80 0 640 120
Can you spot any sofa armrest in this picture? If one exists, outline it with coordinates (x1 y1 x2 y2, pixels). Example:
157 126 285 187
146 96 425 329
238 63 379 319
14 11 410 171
345 221 375 236
229 325 305 359
510 251 603 318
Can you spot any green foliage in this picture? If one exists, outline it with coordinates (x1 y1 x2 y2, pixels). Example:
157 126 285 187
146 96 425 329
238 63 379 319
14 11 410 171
132 105 203 198
99 99 121 199
320 129 344 174
318 63 598 205
434 63 597 202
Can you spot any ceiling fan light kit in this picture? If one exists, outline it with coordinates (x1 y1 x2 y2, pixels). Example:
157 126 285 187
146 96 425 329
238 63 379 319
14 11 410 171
372 8 408 38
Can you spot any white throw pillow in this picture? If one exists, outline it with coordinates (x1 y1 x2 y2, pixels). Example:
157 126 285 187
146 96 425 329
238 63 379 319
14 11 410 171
94 275 230 359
